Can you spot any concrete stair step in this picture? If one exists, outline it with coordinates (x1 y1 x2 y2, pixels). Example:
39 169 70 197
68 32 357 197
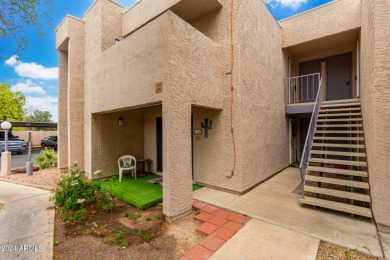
299 197 372 218
320 107 361 113
316 124 363 128
318 113 362 117
318 118 362 122
304 186 371 202
315 130 363 134
313 136 364 141
312 143 365 149
307 166 368 178
305 175 369 189
311 150 366 157
309 158 367 167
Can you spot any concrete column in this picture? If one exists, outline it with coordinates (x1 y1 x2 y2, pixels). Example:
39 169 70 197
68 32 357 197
67 26 85 170
58 51 69 170
162 101 193 218
0 152 11 176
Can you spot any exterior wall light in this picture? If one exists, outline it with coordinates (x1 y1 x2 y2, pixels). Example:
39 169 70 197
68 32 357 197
1 121 12 152
118 117 123 126
115 38 120 44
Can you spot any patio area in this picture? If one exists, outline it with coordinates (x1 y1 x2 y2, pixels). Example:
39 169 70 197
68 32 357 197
194 167 387 258
101 174 202 209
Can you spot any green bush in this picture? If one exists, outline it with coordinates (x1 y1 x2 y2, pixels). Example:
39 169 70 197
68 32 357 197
50 163 102 221
35 148 58 169
95 190 115 212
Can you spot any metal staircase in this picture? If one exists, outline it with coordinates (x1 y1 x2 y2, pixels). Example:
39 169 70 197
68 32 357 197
300 99 372 218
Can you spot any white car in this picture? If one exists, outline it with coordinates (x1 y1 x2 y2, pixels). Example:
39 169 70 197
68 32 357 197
0 132 26 154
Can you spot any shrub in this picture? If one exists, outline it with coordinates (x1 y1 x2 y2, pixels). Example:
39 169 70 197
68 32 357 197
143 231 155 242
95 190 115 212
50 163 101 221
35 148 58 169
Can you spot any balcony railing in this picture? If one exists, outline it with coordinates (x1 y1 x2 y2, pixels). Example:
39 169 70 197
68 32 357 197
285 73 321 105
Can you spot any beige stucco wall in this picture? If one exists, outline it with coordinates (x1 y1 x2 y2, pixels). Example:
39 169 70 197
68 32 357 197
361 0 390 232
13 131 57 147
86 13 169 114
162 11 223 217
91 109 144 178
58 51 68 169
280 0 361 48
56 16 85 170
122 0 179 36
84 0 124 175
238 0 289 190
143 105 162 174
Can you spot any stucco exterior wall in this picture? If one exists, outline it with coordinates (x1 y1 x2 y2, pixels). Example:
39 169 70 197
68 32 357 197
163 11 224 217
84 0 124 175
361 0 390 232
122 0 179 36
86 13 170 114
143 105 162 174
238 0 289 190
56 16 85 170
93 109 144 178
58 51 68 169
192 107 233 189
280 0 361 48
67 19 85 170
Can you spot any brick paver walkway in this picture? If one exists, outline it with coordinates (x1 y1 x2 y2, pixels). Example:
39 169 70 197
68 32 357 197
181 199 247 260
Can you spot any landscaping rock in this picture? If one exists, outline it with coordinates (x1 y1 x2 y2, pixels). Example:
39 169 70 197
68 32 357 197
11 165 41 174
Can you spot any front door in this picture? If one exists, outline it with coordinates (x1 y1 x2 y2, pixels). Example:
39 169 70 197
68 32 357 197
156 117 163 172
326 53 352 101
299 59 321 102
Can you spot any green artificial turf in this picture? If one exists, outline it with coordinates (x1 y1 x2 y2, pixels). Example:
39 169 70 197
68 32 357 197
101 174 203 209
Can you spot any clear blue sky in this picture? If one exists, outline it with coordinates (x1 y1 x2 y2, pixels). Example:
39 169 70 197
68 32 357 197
0 0 331 122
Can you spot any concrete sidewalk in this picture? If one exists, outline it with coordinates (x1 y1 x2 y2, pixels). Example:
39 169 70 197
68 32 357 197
194 167 388 259
0 181 54 260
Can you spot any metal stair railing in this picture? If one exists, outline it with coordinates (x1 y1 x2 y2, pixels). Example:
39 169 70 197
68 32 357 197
299 77 323 198
285 73 321 104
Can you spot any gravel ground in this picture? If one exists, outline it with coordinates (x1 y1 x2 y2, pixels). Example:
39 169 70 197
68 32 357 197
0 167 61 190
316 241 376 260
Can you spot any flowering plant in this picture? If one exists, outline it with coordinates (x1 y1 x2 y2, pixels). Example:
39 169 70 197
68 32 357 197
50 162 102 221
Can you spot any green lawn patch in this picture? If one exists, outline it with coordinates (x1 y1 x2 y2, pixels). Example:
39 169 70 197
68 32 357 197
192 184 203 191
101 174 203 209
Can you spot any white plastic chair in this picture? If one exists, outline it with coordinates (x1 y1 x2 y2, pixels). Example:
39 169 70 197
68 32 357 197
118 155 137 182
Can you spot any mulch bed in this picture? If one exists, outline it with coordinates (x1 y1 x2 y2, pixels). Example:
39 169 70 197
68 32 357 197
54 202 205 259
316 241 376 260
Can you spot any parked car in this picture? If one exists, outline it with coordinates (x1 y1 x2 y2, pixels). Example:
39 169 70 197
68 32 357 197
0 132 26 154
41 136 57 150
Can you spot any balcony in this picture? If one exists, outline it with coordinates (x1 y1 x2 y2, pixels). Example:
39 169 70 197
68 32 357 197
285 74 320 114
86 11 222 114
122 0 223 37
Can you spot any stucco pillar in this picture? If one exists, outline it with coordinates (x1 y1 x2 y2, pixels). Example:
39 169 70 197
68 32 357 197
361 0 390 233
162 101 193 218
67 29 85 170
58 51 69 170
0 152 11 176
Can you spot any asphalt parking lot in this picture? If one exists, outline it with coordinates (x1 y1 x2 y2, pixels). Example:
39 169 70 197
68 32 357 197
0 148 42 168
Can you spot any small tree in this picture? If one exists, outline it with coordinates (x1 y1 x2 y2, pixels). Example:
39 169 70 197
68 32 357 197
0 83 26 121
26 109 54 130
